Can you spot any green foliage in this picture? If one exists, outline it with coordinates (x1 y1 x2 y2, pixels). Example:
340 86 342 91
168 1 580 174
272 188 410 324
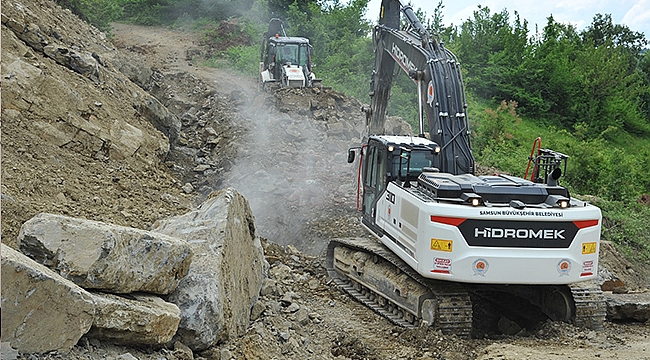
449 8 650 141
588 197 650 263
471 100 528 175
55 0 122 31
224 45 260 75
453 6 531 102
283 0 373 101
560 138 638 201
119 0 259 26
385 76 419 129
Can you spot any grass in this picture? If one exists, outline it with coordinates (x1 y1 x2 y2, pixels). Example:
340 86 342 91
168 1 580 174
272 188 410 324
469 98 650 269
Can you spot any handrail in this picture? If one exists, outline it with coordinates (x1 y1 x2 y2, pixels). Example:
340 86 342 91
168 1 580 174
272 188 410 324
524 137 542 181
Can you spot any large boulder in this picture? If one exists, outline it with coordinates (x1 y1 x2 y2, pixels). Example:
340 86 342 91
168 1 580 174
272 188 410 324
86 292 181 345
1 244 95 354
604 292 650 322
17 213 192 294
151 188 268 351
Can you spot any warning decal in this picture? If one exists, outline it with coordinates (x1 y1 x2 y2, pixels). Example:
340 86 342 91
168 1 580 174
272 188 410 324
431 257 451 274
581 260 594 277
430 239 453 252
582 242 597 254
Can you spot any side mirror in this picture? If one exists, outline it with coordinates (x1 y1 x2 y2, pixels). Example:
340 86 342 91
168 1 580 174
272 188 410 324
347 149 356 163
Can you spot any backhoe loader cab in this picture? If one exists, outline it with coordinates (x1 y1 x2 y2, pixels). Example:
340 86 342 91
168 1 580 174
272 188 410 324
259 19 321 89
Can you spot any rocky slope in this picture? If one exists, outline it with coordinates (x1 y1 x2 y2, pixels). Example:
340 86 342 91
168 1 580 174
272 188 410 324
2 0 650 359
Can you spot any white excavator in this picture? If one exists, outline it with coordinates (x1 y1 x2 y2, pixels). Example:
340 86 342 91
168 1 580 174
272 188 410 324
326 0 605 338
259 18 321 90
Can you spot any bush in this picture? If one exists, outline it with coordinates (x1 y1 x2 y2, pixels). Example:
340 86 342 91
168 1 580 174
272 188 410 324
56 0 122 31
224 45 259 76
589 197 650 263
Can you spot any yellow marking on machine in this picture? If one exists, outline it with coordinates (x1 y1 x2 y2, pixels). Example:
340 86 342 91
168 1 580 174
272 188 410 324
582 242 597 254
431 239 453 252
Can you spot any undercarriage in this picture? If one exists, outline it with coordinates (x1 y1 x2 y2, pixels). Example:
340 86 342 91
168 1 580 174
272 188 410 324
326 237 606 338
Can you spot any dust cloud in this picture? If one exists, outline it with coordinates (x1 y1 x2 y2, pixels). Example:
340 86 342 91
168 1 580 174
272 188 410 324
217 87 365 255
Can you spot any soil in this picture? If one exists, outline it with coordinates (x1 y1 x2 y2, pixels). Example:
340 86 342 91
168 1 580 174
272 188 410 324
3 15 649 360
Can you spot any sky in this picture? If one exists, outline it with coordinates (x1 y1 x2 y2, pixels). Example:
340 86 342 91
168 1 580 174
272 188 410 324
364 0 650 38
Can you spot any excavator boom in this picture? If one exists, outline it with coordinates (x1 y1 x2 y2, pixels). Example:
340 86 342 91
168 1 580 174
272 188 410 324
367 0 473 175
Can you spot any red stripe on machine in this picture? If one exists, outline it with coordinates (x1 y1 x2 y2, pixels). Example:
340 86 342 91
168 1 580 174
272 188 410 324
573 220 599 229
431 269 451 274
430 216 466 226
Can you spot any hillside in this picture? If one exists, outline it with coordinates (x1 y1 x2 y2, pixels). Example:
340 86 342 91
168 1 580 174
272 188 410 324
1 0 649 359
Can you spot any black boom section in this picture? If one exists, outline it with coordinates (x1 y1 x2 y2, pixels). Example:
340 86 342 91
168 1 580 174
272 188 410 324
367 0 400 135
369 0 474 175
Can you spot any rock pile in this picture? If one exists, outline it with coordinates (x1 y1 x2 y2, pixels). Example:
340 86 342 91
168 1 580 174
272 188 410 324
1 0 180 163
1 188 267 354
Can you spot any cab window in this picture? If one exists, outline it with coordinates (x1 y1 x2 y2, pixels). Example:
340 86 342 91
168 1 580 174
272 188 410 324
393 150 433 179
278 44 298 65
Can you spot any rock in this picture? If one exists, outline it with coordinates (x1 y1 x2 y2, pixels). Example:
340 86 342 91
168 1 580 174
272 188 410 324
43 44 100 82
598 241 648 292
220 348 233 360
604 292 650 321
284 303 300 313
1 244 95 354
279 292 296 305
601 278 626 292
182 182 195 194
295 306 310 325
17 213 192 295
173 341 194 360
307 279 320 290
270 263 293 282
497 316 522 335
151 188 268 351
86 292 180 345
1 342 19 360
115 353 139 360
250 300 266 321
135 97 181 144
260 278 279 297
193 164 211 172
111 51 153 89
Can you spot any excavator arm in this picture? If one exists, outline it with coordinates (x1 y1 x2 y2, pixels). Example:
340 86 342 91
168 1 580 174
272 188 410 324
366 0 474 175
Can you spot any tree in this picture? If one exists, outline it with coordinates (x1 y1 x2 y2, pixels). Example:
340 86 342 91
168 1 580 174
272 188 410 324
453 6 530 102
284 0 373 100
582 14 648 53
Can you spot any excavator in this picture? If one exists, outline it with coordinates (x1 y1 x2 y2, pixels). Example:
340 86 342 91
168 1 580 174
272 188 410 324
326 0 605 338
259 18 321 90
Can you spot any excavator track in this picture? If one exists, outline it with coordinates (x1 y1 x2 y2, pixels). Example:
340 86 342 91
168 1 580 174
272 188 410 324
327 238 607 337
569 281 607 330
326 237 473 338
